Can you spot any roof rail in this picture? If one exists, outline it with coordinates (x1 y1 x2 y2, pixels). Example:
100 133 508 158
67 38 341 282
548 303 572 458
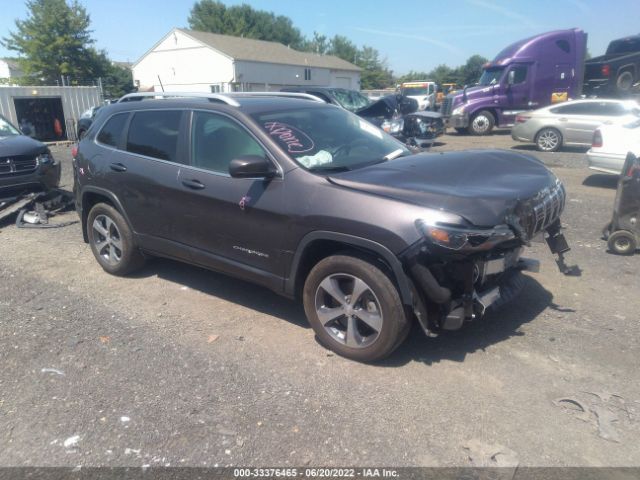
116 91 241 107
225 92 325 103
116 91 325 106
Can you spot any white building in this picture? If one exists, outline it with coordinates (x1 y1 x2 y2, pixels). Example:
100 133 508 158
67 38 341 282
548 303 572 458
132 28 361 93
0 59 23 83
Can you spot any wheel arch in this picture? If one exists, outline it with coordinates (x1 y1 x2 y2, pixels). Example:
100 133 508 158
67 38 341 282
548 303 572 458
286 231 413 307
80 187 133 243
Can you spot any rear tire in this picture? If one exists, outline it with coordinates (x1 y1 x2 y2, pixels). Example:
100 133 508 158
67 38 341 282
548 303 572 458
87 203 145 275
303 254 408 362
468 110 495 135
535 127 562 152
616 70 634 94
607 230 637 255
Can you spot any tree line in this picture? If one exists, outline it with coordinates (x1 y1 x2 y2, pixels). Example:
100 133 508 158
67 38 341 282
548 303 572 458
1 0 488 95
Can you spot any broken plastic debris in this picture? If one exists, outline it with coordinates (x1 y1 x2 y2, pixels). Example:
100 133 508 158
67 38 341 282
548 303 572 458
463 438 519 467
63 435 80 449
120 416 130 423
553 397 592 423
591 405 621 443
207 334 219 344
41 368 65 376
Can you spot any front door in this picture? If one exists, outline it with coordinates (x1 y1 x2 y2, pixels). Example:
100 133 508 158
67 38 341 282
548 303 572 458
503 64 530 124
173 110 287 280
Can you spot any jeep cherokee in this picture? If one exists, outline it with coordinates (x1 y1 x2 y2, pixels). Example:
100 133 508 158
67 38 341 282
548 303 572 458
73 92 574 362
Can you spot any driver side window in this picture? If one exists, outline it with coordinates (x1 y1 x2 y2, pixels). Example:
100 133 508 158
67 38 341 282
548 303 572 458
191 112 266 174
510 66 527 84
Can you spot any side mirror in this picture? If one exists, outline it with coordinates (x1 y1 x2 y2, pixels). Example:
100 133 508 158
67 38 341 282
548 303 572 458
507 70 515 86
229 155 277 179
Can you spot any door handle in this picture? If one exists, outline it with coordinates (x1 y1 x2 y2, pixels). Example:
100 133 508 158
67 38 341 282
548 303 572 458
109 162 127 172
182 179 205 190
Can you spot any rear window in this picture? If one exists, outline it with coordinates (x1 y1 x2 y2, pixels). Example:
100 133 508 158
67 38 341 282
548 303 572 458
97 113 128 147
126 110 182 162
607 37 640 55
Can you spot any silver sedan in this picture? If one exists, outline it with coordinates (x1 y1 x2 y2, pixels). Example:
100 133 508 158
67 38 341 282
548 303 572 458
511 99 639 152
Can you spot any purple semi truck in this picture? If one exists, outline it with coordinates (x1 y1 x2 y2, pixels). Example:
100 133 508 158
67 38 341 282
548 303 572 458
442 28 588 135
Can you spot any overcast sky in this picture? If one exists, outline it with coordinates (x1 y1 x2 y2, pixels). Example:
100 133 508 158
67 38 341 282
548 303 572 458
1 0 639 74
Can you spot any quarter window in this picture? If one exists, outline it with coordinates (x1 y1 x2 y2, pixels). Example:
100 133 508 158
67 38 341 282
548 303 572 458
191 112 267 174
126 110 182 162
97 113 128 147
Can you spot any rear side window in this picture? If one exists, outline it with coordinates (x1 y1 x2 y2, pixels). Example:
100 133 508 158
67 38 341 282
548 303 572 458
126 110 182 162
551 103 597 115
556 40 571 54
97 113 128 147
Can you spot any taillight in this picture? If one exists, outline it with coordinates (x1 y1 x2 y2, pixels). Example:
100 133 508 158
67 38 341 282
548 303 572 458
602 64 611 77
592 129 603 148
71 145 78 158
515 114 530 123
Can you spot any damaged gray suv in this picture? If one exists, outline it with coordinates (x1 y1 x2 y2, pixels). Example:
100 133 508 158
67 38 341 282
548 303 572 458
74 92 576 362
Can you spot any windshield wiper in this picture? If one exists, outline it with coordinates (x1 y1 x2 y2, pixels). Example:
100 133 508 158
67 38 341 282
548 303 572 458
308 165 351 173
383 148 405 161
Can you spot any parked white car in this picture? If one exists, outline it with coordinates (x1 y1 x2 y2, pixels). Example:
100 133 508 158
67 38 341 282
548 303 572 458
587 117 640 174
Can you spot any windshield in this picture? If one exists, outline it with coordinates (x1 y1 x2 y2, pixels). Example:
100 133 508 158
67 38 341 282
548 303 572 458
251 106 410 172
0 116 20 136
478 67 505 86
402 86 429 96
332 90 372 112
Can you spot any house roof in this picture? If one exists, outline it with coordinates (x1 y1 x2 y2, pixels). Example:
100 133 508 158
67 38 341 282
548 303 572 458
176 29 361 72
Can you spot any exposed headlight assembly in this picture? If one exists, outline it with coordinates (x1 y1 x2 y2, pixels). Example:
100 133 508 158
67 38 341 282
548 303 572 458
417 219 515 252
381 117 404 134
451 105 466 116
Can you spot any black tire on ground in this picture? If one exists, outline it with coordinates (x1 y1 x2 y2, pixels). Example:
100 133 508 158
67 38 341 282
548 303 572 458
607 230 637 255
535 127 563 152
468 110 495 135
616 70 634 94
87 202 145 275
303 254 409 362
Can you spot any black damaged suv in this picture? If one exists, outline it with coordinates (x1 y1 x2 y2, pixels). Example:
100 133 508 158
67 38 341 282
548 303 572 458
74 92 572 362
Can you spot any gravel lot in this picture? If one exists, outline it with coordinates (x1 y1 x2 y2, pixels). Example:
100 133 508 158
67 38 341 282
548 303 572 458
1 130 639 467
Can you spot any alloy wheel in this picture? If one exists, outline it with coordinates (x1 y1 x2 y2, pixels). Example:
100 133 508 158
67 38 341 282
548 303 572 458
92 214 123 265
314 273 383 349
537 130 560 151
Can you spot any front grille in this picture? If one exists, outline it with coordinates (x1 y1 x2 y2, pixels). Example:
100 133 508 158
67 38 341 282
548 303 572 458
0 156 38 176
441 97 453 117
518 181 566 239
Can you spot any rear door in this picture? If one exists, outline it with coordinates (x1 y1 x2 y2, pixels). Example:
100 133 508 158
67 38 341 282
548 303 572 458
113 109 190 255
553 102 610 145
172 110 287 281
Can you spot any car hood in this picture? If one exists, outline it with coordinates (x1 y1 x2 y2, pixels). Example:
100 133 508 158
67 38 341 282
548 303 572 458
0 134 47 157
327 149 559 227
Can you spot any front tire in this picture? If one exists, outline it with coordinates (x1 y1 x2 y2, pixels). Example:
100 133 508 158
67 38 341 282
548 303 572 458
468 110 495 135
607 230 637 255
535 127 562 152
303 254 409 362
87 203 145 275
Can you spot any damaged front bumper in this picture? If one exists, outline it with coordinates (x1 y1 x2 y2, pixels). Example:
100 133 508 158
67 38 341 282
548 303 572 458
403 220 578 337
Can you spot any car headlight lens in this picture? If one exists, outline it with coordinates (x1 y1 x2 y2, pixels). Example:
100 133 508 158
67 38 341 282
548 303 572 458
417 219 515 251
452 105 466 116
381 118 404 134
36 153 53 165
